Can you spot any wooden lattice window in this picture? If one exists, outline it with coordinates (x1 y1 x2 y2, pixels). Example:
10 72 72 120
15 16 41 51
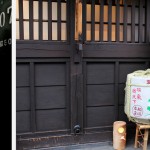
16 0 148 43
76 0 147 43
16 0 68 41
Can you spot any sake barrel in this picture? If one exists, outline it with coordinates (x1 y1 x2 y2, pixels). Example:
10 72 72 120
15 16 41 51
124 69 150 124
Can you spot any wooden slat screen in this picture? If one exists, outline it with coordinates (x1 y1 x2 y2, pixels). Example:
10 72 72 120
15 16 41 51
16 0 149 43
91 0 95 41
116 0 120 42
16 0 68 41
123 0 127 42
83 0 147 43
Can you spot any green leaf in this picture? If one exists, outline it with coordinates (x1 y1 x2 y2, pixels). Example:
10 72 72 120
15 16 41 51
147 106 150 111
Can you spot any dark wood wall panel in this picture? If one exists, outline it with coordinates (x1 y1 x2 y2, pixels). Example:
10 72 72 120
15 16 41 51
16 87 30 111
87 63 115 84
35 86 66 109
85 62 115 129
118 106 130 123
35 63 66 86
118 84 125 105
86 106 114 127
16 60 69 135
36 109 66 131
16 63 31 134
119 62 146 83
16 111 31 133
85 59 150 132
87 85 114 106
35 62 68 132
16 64 30 87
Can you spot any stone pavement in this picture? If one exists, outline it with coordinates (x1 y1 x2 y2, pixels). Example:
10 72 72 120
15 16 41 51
29 140 150 150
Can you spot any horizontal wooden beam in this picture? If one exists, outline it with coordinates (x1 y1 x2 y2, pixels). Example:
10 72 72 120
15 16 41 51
82 44 150 58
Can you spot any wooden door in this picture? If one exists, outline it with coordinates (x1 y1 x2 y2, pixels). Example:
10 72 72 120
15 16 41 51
16 0 73 136
71 0 150 136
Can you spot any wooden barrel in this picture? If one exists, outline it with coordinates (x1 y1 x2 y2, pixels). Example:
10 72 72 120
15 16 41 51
113 121 126 150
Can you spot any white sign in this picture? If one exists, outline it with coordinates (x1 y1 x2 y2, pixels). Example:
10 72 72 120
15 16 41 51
130 77 150 119
0 1 11 48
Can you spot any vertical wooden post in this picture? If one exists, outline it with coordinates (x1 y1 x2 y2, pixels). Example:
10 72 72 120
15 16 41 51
58 0 61 40
30 62 36 132
134 124 139 148
114 61 119 121
48 0 52 40
29 0 33 40
70 0 84 134
19 0 24 39
82 0 86 42
123 0 127 42
75 0 82 40
146 0 150 43
100 0 104 42
108 0 112 42
139 0 143 43
91 0 95 42
143 129 149 150
39 0 42 40
116 0 120 42
131 0 135 43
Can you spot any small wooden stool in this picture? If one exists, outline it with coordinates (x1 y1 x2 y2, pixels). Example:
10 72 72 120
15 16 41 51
134 123 150 150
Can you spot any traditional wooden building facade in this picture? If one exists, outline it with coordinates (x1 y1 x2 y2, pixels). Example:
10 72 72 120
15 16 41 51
16 0 150 149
